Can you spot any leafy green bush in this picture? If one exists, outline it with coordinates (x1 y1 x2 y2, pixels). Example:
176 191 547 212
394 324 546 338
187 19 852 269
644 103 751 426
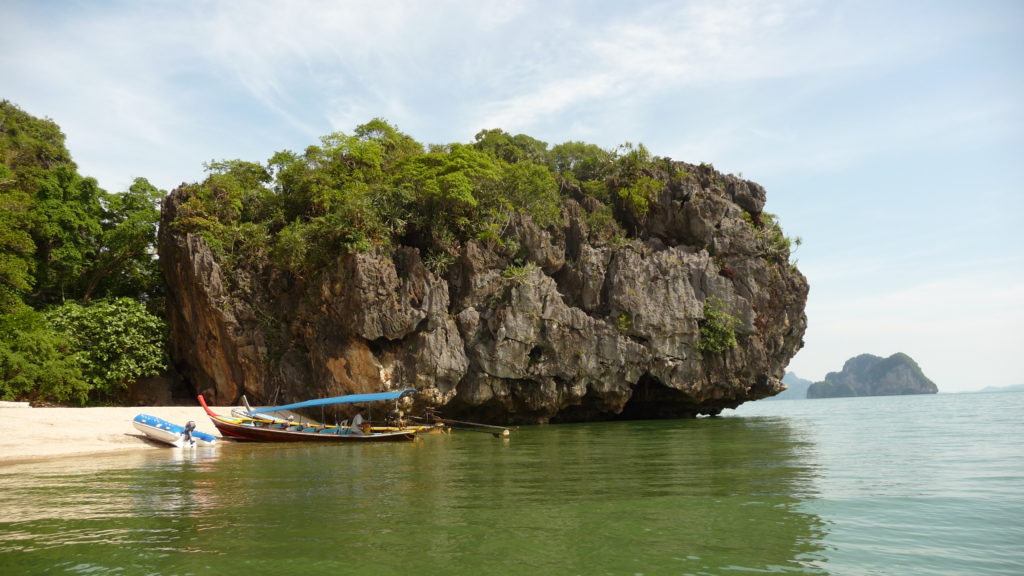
696 297 741 353
0 306 90 404
583 203 625 245
45 298 167 401
423 250 455 276
616 175 664 222
1 299 167 404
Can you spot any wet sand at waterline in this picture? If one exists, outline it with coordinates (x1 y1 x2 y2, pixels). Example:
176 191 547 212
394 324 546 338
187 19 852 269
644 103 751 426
0 402 233 463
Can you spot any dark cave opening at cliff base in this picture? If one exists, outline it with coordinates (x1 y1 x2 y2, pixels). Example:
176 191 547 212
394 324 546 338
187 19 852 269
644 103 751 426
615 374 706 420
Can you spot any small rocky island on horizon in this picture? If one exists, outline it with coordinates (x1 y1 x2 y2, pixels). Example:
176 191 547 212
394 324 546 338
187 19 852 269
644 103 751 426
769 352 939 400
806 352 938 398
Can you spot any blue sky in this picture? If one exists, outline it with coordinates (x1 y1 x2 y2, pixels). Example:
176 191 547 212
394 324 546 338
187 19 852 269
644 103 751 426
3 0 1021 392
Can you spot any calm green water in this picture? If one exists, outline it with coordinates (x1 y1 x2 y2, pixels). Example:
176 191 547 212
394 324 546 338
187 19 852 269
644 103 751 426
1 392 1021 575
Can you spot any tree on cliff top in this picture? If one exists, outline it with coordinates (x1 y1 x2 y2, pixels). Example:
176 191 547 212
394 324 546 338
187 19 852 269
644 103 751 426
170 119 658 279
172 120 576 277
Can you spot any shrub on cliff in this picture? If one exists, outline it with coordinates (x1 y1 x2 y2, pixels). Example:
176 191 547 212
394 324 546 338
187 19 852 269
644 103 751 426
743 211 802 265
697 297 742 353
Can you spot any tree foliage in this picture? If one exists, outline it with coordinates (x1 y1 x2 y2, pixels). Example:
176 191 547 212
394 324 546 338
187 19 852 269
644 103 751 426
0 298 167 405
46 298 167 399
84 177 165 302
1 100 167 307
169 120 668 277
0 190 35 312
1 100 168 403
473 128 548 165
0 305 90 404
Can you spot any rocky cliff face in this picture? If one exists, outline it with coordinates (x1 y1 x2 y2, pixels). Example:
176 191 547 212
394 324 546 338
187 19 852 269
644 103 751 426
806 353 938 398
159 162 808 423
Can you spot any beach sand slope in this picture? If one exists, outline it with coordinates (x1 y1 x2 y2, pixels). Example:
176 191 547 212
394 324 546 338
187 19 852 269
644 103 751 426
0 404 233 463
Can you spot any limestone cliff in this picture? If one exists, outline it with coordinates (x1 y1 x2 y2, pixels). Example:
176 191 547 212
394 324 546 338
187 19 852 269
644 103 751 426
806 353 938 398
159 162 808 423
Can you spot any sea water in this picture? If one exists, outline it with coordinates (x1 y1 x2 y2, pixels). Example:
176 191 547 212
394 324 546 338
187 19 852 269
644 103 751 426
0 391 1021 575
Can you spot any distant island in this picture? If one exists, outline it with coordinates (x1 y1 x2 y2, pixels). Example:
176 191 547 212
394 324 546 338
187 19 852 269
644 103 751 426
806 353 938 398
977 383 1024 393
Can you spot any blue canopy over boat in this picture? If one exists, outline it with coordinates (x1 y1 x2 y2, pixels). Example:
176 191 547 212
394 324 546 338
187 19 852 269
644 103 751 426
248 389 417 415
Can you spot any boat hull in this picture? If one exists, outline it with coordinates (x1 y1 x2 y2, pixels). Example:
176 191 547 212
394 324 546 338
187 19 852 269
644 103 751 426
132 414 218 447
208 417 417 442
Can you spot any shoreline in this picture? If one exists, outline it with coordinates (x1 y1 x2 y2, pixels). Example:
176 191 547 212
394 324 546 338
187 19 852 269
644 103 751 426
0 404 235 464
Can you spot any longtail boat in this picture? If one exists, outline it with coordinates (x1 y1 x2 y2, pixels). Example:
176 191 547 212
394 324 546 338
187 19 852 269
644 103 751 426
197 390 420 443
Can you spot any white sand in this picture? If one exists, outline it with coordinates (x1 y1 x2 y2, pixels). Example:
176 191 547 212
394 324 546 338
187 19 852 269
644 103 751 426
0 404 236 464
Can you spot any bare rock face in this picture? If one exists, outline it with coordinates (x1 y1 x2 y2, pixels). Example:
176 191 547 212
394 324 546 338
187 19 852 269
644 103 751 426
159 162 808 423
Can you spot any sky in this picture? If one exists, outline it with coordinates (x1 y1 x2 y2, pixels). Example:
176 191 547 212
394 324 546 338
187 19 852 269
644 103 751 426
2 0 1022 392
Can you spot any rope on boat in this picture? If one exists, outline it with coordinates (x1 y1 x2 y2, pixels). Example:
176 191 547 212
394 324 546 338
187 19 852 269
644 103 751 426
410 414 512 437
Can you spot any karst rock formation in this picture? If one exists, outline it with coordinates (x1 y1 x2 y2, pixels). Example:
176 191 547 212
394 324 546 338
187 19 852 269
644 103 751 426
159 161 808 423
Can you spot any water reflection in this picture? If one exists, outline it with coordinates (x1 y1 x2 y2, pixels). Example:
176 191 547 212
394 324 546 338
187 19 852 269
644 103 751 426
392 417 830 575
0 449 221 524
1 418 828 575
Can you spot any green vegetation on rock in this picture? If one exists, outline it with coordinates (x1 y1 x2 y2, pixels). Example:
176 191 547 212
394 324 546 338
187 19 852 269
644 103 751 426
166 121 680 281
743 211 802 265
697 297 741 353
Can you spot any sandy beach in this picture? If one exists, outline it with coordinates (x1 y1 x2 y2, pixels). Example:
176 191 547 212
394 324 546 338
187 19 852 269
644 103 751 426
0 402 236 464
